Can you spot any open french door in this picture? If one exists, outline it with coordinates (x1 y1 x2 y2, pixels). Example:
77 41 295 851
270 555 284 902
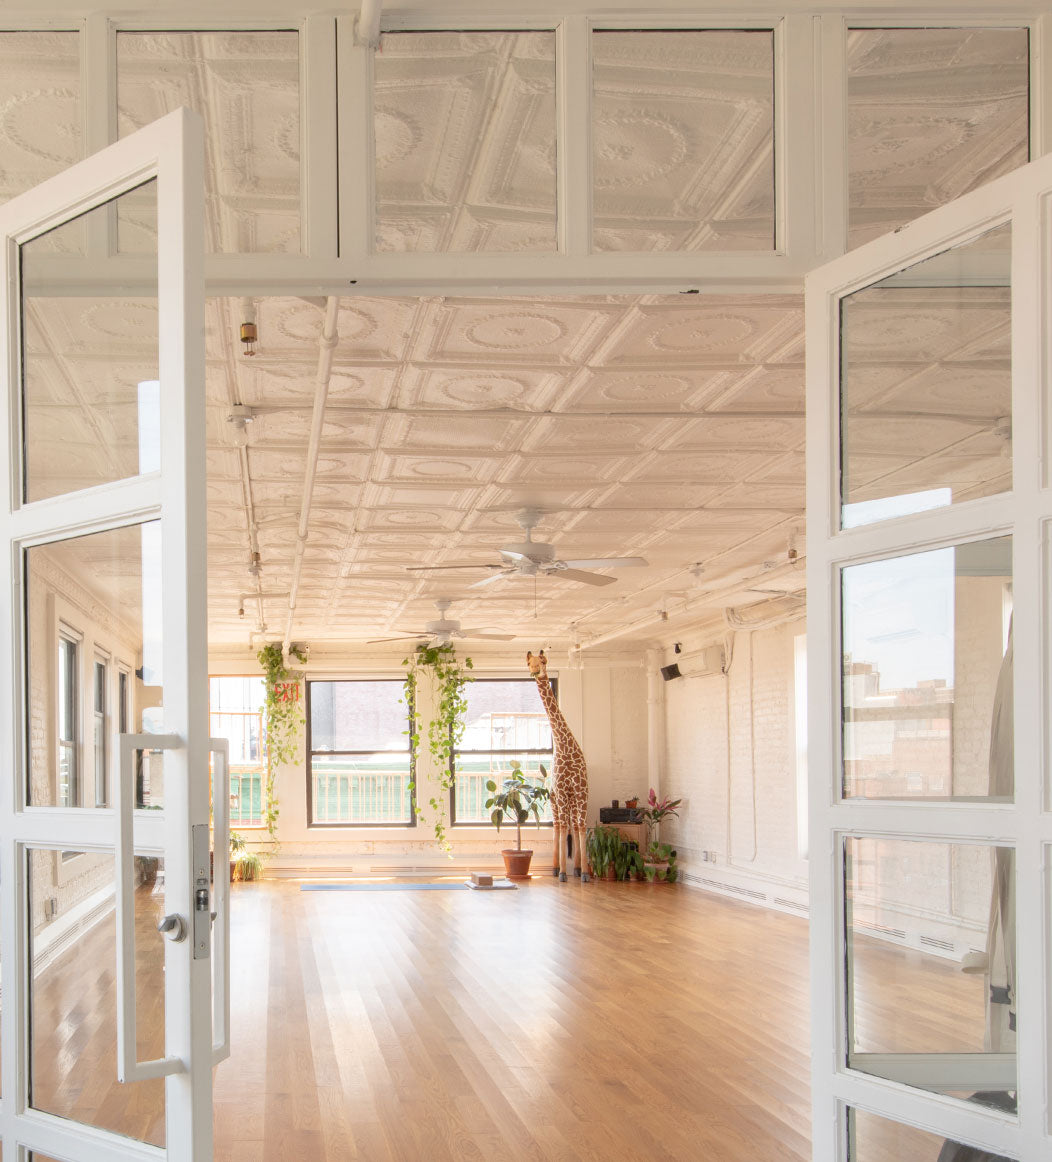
0 109 226 1161
807 151 1052 1158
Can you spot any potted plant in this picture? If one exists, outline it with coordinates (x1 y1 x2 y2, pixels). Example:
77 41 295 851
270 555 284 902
230 830 264 882
640 788 683 847
586 823 625 880
485 761 550 879
643 841 679 883
624 795 640 809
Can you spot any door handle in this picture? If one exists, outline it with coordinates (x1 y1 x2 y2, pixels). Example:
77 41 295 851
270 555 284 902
116 732 185 1084
157 913 187 942
210 737 231 1066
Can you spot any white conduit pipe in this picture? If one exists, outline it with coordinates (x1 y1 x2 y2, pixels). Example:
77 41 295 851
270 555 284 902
281 295 341 658
645 648 665 800
355 0 384 47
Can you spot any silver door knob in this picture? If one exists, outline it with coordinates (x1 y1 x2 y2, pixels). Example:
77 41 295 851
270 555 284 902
157 913 187 942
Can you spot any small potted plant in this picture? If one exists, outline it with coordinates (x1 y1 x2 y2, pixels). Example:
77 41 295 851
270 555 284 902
643 841 679 883
485 762 551 879
624 795 640 810
230 830 264 882
640 788 683 847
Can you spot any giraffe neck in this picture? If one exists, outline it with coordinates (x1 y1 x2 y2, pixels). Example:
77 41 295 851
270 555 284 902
534 674 581 756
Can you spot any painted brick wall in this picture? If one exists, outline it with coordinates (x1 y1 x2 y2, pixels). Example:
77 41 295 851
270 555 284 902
662 621 808 899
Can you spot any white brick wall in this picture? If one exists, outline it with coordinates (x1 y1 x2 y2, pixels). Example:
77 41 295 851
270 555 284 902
662 621 809 906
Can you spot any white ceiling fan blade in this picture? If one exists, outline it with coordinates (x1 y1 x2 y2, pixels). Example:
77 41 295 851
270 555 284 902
366 634 427 644
457 628 517 640
468 571 510 589
406 563 501 572
557 569 618 587
561 556 649 569
500 549 531 563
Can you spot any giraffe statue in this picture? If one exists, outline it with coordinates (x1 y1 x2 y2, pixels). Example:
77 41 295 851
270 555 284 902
527 650 589 882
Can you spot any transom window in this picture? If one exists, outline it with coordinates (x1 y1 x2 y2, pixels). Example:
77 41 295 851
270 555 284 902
452 678 554 825
307 680 414 826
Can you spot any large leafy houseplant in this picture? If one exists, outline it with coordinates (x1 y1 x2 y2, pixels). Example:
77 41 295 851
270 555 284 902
485 762 550 851
256 642 308 850
402 642 473 851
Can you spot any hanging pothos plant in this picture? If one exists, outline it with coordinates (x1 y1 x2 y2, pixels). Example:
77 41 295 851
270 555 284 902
402 642 473 852
256 642 308 849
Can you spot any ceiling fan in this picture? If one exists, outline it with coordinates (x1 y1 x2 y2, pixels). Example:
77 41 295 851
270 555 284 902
407 508 648 589
367 599 516 645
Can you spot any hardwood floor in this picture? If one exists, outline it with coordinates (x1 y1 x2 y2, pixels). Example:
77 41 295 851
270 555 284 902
220 877 814 1162
24 875 995 1161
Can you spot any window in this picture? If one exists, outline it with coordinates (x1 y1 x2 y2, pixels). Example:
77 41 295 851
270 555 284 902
57 635 78 807
307 681 414 826
452 678 554 825
209 676 266 828
93 658 107 807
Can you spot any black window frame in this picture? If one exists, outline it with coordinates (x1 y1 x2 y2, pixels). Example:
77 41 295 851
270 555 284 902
450 676 555 827
306 678 417 828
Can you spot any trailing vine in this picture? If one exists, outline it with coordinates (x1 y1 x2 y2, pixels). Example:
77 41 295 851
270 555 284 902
401 642 473 852
256 642 308 849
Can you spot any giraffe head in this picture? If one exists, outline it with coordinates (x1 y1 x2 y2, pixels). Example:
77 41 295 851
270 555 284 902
527 650 548 677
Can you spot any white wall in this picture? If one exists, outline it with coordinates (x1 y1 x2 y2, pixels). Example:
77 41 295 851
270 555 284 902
656 619 810 913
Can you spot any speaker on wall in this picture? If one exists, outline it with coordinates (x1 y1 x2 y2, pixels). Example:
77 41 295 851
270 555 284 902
660 663 682 681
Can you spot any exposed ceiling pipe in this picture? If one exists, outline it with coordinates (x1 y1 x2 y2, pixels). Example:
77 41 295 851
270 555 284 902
281 295 341 658
355 0 384 48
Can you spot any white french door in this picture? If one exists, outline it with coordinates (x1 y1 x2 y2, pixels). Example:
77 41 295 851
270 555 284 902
0 109 225 1162
807 152 1052 1159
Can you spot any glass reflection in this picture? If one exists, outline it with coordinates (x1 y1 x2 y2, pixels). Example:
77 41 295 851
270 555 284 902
26 523 165 808
846 837 1016 1108
0 32 81 210
592 30 775 252
847 27 1029 250
374 31 557 253
22 180 159 503
28 848 166 1145
840 223 1011 529
849 1108 1014 1161
842 537 1012 801
116 31 300 254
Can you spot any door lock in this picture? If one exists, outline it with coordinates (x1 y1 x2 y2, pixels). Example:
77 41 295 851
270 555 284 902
157 914 187 942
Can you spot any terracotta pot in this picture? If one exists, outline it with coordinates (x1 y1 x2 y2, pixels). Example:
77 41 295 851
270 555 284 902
645 861 671 882
625 799 639 809
604 865 617 881
502 849 534 879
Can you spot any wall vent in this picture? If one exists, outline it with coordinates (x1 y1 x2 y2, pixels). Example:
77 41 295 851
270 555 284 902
920 934 955 953
773 897 808 913
700 877 767 901
859 922 907 941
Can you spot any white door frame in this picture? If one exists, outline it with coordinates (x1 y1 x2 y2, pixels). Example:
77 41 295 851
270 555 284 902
806 151 1052 1158
0 108 214 1162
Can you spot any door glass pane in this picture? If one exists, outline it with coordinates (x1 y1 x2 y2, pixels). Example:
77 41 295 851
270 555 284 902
0 32 81 211
842 537 1012 801
28 847 166 1146
22 180 158 502
374 31 557 253
847 27 1029 250
840 222 1011 529
27 523 166 809
849 1108 1015 1161
116 31 300 254
846 837 1016 1108
592 30 774 252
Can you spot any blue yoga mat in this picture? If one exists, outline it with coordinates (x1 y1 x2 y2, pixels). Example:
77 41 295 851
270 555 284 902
300 882 469 892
